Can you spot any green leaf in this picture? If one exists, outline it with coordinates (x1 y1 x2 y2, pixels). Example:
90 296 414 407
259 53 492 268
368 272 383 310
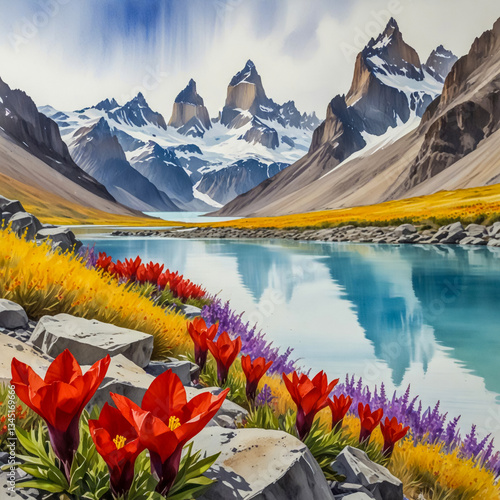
15 426 39 456
16 479 66 493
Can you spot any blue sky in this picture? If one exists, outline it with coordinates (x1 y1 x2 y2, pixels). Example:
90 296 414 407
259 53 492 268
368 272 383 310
0 0 499 118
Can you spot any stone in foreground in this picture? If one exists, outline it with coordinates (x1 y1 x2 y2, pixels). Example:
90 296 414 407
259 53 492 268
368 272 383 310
191 427 334 500
29 313 154 367
36 227 81 252
331 446 403 500
0 299 29 329
145 357 198 385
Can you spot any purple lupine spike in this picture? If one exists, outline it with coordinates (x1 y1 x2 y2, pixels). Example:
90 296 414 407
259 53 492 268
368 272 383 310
255 384 275 407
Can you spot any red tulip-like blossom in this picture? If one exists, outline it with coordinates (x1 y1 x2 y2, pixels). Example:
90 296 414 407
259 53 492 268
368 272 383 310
112 370 229 497
157 269 183 291
96 252 113 272
136 261 165 285
187 318 218 371
327 394 352 431
241 355 273 403
207 331 242 385
358 403 384 444
283 371 339 441
114 256 142 281
380 417 410 457
11 350 110 480
89 403 144 498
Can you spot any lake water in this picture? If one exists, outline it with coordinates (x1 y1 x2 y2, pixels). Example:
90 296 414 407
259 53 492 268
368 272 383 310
142 211 241 224
81 236 500 442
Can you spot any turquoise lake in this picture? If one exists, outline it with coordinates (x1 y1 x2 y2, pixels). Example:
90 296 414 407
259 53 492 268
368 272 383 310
80 235 500 442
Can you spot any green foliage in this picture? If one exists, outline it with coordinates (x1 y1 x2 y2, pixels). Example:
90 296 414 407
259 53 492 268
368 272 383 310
245 405 388 480
7 408 220 500
199 358 247 408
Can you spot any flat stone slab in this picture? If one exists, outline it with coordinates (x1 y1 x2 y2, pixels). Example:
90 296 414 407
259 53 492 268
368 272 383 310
191 427 334 500
0 300 29 330
29 313 154 368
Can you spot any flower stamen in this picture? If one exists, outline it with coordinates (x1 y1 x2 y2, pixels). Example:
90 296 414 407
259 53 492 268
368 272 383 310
113 434 127 449
168 416 181 431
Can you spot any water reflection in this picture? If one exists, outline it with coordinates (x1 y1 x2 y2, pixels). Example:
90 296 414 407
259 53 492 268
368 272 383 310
83 236 500 438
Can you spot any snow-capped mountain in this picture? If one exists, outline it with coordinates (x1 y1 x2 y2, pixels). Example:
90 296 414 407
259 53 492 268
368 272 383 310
41 63 318 211
217 18 457 216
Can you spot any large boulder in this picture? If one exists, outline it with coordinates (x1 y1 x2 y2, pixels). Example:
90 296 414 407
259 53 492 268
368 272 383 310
393 224 417 237
489 222 500 238
35 227 82 252
145 357 199 385
191 427 334 500
440 222 466 244
29 314 154 368
9 212 42 240
0 196 24 215
0 299 29 329
331 446 403 500
465 224 487 238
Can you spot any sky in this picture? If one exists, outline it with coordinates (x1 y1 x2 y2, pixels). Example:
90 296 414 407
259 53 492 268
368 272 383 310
0 0 499 119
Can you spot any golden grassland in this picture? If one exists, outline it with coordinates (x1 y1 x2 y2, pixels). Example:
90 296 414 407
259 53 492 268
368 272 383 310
0 231 498 499
188 183 500 230
0 172 178 227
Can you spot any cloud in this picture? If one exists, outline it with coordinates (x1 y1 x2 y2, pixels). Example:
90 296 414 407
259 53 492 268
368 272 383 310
0 0 498 119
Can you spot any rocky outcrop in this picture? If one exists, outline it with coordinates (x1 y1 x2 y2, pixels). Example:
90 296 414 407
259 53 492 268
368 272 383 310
69 118 180 212
397 17 500 194
29 313 154 368
191 427 334 500
0 77 114 203
168 79 211 137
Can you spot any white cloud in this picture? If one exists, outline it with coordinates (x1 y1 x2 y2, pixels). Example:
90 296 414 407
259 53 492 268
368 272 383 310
0 0 498 119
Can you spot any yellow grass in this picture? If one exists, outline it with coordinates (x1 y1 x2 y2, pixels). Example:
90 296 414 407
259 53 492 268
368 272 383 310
0 172 177 226
191 183 500 230
0 230 190 358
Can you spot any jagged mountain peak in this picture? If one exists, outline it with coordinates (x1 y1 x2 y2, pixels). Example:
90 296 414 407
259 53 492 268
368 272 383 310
424 45 458 83
94 98 119 111
229 59 261 87
107 92 167 130
174 79 204 106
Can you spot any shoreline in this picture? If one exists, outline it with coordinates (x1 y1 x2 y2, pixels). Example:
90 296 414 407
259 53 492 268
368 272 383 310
109 221 500 247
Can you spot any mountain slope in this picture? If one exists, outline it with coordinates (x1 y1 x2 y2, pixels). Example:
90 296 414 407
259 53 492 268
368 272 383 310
0 77 114 203
217 17 500 217
69 118 180 212
215 19 457 216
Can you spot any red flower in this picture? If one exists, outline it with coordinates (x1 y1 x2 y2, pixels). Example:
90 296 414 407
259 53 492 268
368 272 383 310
283 371 338 441
187 318 218 371
358 403 384 444
112 370 229 497
89 403 144 498
207 331 242 385
241 355 272 403
327 394 352 431
380 417 410 457
136 262 165 285
96 252 113 272
157 269 183 291
11 350 110 479
114 256 142 281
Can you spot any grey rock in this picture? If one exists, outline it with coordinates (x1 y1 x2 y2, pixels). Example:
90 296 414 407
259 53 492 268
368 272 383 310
145 357 197 385
460 236 487 246
0 196 24 215
487 238 500 247
394 224 417 237
191 427 334 500
488 222 500 237
176 304 202 319
29 313 154 368
398 234 420 244
35 227 81 252
441 230 466 244
8 212 42 240
465 224 487 238
335 494 375 500
331 446 403 500
0 299 29 329
331 481 374 497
